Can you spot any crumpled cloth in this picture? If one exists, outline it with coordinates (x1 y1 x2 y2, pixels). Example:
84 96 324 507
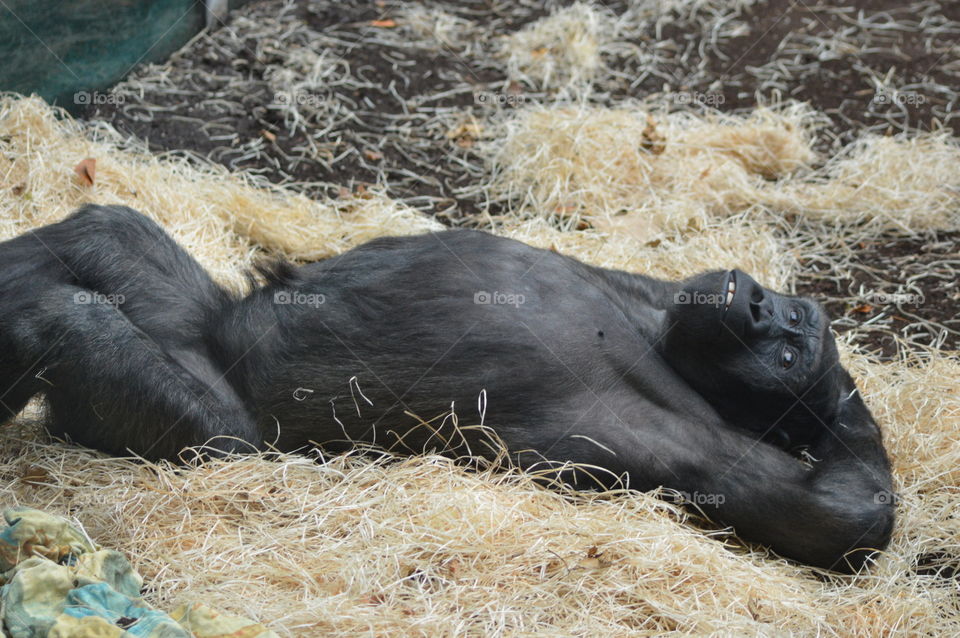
0 507 278 638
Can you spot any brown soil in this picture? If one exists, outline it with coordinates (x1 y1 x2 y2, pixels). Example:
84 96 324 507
82 0 960 212
791 229 960 359
79 0 960 359
616 0 960 152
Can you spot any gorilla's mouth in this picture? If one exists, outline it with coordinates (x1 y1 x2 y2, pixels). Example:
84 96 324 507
723 270 736 312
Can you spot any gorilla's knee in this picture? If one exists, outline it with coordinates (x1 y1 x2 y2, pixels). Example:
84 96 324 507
63 204 163 239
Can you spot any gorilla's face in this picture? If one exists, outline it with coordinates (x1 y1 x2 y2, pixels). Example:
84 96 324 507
660 269 843 447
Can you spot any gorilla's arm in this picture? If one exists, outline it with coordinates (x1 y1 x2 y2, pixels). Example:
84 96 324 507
605 369 893 572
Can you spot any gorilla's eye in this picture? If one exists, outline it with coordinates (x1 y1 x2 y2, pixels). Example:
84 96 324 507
788 308 802 326
781 347 798 369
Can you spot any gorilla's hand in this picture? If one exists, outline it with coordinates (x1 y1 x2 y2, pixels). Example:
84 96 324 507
629 365 895 573
749 370 894 572
806 371 895 569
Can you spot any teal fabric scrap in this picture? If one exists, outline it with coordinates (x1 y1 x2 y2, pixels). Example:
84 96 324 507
62 582 190 637
0 507 279 638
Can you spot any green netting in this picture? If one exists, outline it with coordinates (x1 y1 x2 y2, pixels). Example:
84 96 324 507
0 1 207 114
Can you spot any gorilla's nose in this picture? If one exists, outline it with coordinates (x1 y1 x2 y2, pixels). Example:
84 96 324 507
732 270 774 336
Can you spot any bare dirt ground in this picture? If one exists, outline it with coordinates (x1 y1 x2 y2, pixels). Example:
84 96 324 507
82 0 960 358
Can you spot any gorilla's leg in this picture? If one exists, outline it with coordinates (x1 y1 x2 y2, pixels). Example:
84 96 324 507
0 205 260 458
0 231 75 418
17 204 233 345
3 282 257 458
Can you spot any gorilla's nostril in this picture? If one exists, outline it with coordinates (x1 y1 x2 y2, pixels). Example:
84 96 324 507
750 301 763 323
750 287 764 304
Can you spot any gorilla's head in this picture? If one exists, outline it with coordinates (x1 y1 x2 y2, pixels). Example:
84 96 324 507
659 269 843 449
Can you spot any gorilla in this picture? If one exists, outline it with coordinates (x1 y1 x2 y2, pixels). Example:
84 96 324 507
0 205 894 572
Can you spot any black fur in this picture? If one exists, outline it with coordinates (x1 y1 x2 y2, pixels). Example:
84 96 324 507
0 205 894 572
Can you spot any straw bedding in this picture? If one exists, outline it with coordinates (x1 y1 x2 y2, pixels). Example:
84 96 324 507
1 6 959 633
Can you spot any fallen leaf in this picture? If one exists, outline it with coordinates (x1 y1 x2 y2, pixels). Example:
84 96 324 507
355 182 374 198
370 19 396 28
359 593 386 605
260 129 277 143
852 304 874 314
363 149 383 161
641 116 666 155
74 158 96 186
576 556 605 569
445 559 461 576
21 465 50 486
446 119 482 149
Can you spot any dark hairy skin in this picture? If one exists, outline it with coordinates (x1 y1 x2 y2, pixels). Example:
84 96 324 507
0 205 894 572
